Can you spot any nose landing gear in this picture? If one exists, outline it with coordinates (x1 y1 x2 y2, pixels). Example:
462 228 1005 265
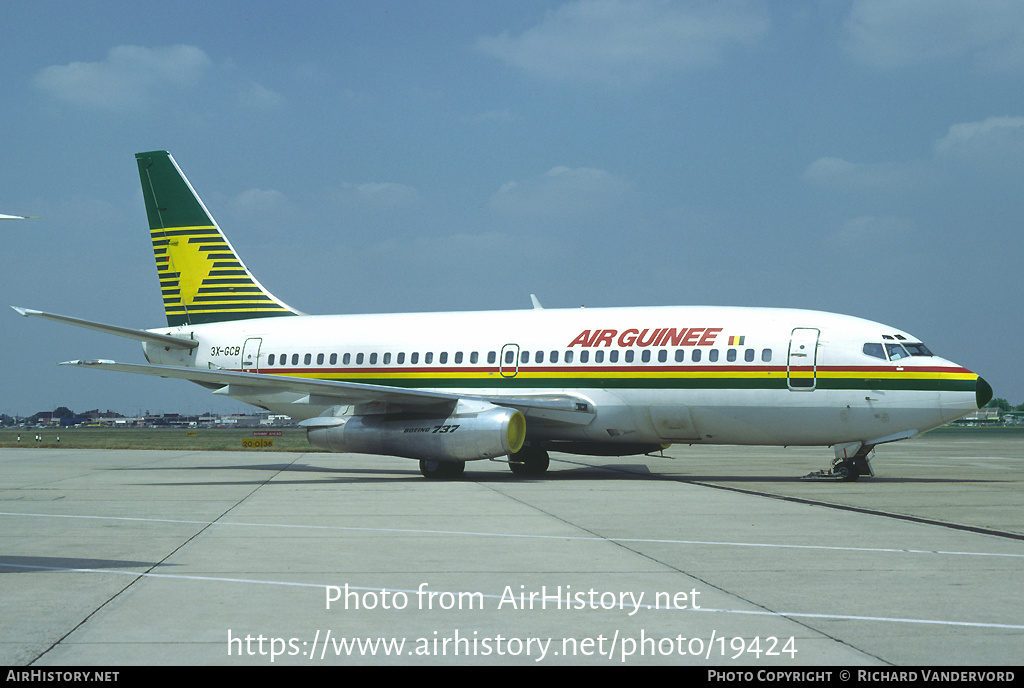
803 443 875 481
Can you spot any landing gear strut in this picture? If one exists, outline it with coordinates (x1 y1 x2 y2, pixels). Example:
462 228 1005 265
802 442 875 481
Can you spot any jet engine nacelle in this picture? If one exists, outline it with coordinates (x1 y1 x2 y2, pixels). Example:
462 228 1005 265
306 404 526 462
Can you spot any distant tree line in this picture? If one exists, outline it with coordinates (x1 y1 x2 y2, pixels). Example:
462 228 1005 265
987 399 1024 412
1 407 125 426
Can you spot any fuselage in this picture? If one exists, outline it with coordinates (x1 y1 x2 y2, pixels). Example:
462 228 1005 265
144 304 987 449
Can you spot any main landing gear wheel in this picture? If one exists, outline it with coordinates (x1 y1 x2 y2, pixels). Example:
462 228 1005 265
509 445 549 476
419 459 466 479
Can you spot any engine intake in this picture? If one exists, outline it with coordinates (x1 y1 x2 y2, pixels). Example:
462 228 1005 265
306 404 526 462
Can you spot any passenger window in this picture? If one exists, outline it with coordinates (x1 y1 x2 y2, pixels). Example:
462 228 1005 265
580 351 590 363
535 351 544 363
520 351 529 364
356 353 364 365
609 350 618 363
454 352 463 364
397 353 405 364
761 349 772 362
594 350 604 363
744 349 755 363
292 354 299 365
487 351 496 364
383 353 391 364
425 352 433 364
549 350 559 363
268 354 276 366
675 350 685 363
625 350 635 363
330 353 337 365
369 353 377 365
439 352 448 364
565 351 574 363
641 350 651 363
692 349 701 362
658 350 667 363
410 352 419 364
505 350 515 364
304 353 311 365
343 353 351 365
709 350 719 362
727 349 737 362
317 353 325 365
863 343 886 360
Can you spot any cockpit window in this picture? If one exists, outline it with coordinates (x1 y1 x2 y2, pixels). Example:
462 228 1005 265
885 343 910 361
865 341 932 361
862 343 886 360
903 342 933 356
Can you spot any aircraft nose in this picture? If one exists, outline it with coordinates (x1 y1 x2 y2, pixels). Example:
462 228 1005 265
976 376 993 409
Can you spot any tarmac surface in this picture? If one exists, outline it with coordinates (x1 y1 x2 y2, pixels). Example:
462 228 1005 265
2 434 1023 666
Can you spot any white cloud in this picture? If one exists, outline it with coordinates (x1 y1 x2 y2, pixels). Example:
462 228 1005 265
806 116 1024 191
34 45 212 111
802 157 931 191
235 81 285 110
477 0 769 85
232 188 289 214
489 166 636 217
842 0 1024 70
934 116 1024 159
335 181 421 207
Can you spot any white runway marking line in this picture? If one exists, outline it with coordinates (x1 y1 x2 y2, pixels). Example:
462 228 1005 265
3 510 1024 559
2 560 1023 632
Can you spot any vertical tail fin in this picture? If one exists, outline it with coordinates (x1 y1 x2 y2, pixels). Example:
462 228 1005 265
135 150 301 327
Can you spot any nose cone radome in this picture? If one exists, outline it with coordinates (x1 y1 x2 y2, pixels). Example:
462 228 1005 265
976 376 994 409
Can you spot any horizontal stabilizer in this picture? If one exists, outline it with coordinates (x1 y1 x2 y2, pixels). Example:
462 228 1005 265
13 307 198 349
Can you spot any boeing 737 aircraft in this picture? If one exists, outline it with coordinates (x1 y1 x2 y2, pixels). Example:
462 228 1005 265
15 151 992 479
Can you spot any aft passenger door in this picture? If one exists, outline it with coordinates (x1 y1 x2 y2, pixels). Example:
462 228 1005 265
787 328 819 391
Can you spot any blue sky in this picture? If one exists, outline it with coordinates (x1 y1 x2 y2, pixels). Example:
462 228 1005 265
3 0 1022 417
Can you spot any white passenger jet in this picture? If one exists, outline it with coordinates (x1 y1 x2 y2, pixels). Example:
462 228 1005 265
14 151 992 479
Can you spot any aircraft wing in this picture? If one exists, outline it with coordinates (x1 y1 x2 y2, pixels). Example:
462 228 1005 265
60 360 596 424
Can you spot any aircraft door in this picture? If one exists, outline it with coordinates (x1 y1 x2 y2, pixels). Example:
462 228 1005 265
500 343 520 378
242 337 263 373
787 328 819 391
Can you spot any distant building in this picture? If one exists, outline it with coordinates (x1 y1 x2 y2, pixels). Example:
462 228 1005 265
954 408 1001 425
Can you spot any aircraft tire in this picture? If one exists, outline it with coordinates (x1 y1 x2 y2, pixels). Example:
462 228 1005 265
836 460 860 482
419 459 466 479
509 446 550 476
